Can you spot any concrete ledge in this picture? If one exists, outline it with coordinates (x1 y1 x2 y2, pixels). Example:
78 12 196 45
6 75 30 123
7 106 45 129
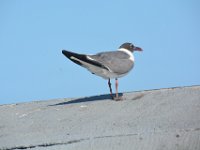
0 86 200 150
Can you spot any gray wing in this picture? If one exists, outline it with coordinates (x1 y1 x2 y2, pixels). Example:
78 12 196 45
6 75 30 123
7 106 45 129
89 51 134 74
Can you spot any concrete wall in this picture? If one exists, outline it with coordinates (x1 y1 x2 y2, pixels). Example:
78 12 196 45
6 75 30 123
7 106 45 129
0 86 200 150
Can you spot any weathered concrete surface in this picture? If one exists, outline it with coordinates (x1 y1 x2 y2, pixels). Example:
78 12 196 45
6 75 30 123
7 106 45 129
0 86 200 150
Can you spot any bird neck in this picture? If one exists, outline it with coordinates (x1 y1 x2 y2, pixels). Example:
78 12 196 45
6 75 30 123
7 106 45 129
118 48 134 61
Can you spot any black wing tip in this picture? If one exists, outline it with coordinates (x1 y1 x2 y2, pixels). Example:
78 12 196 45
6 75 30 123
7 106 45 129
62 50 74 58
62 50 69 55
62 50 65 54
61 50 109 71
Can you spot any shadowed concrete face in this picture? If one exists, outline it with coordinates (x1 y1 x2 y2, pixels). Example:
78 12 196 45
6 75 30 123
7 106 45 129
0 86 200 150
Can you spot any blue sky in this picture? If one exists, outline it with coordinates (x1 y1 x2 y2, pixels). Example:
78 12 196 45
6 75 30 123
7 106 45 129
0 0 200 104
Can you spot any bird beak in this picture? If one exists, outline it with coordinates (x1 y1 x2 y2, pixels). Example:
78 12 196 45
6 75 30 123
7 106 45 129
134 46 143 51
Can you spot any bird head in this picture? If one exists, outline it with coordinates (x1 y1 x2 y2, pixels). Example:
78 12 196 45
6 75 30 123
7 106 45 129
119 42 142 52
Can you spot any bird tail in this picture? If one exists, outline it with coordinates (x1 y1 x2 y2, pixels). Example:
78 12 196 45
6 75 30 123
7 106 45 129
62 50 109 70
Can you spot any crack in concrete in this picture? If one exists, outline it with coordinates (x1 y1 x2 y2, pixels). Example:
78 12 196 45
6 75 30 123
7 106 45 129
1 127 200 150
94 133 138 139
0 133 139 150
0 139 88 150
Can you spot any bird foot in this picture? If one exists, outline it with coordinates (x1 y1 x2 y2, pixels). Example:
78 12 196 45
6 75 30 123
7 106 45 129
113 96 123 101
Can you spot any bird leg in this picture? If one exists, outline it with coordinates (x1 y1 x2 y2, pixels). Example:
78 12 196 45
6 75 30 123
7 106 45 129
115 78 119 98
108 79 113 99
114 78 123 101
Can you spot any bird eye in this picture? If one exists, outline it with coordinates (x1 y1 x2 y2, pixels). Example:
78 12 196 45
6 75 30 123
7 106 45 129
130 44 134 48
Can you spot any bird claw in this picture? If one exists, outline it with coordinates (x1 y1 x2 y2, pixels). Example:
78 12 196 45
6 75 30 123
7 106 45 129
113 96 123 101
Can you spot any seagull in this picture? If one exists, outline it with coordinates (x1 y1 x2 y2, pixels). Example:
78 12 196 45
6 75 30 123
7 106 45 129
62 42 142 100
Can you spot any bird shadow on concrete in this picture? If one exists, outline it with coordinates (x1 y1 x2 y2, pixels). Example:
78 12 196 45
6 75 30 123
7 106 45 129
131 93 145 101
49 93 123 106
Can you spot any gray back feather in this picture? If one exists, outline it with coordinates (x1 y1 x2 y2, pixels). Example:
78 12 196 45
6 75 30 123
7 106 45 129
89 51 134 74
